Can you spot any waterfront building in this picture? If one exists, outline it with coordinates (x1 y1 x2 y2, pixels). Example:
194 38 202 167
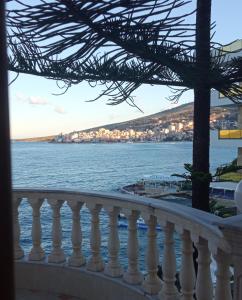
169 124 176 132
177 122 184 131
54 133 64 143
211 39 242 165
70 131 79 140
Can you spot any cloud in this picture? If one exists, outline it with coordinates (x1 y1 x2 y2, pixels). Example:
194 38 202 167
15 92 67 114
15 92 26 102
54 105 66 114
15 93 49 105
29 96 49 105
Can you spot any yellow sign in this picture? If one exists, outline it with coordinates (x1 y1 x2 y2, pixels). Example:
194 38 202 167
219 130 242 139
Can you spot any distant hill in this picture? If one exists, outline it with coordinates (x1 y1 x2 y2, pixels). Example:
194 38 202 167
15 101 237 142
79 101 237 133
14 135 55 142
84 102 195 132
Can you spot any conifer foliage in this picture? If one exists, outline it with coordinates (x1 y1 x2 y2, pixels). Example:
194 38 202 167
6 0 242 210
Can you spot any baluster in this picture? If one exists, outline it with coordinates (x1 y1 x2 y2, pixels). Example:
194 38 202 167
159 222 179 300
47 199 66 263
28 197 45 261
214 249 232 300
104 206 123 277
67 200 85 267
195 237 213 300
215 218 242 300
180 230 195 300
142 215 162 295
13 196 24 259
86 203 104 272
123 210 143 284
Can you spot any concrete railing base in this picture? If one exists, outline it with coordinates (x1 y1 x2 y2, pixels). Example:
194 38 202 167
15 260 155 300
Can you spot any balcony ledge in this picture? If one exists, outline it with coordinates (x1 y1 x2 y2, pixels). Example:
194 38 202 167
16 259 155 300
13 188 242 299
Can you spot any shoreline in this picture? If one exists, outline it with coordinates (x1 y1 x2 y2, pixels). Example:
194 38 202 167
13 139 193 143
120 181 236 206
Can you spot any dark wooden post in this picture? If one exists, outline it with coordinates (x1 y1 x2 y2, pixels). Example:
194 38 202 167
0 1 15 299
192 0 212 211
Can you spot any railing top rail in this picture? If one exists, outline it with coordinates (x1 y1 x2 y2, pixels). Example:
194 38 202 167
13 188 232 253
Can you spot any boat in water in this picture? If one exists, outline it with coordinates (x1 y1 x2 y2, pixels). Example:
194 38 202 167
118 214 161 231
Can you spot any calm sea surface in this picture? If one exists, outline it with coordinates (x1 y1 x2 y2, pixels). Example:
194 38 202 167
12 130 242 271
12 131 242 191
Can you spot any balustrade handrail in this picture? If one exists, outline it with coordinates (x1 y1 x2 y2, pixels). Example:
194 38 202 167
14 187 241 300
13 188 230 253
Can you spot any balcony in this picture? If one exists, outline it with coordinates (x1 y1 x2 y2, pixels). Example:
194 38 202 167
14 188 242 300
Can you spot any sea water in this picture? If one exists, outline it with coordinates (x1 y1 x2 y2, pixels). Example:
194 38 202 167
12 130 242 271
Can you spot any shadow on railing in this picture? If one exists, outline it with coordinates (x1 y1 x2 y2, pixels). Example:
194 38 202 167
13 188 242 299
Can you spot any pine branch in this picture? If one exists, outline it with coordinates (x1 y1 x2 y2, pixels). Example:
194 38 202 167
6 0 242 105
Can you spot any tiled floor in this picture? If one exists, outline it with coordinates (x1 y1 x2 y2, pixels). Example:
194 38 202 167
16 289 84 300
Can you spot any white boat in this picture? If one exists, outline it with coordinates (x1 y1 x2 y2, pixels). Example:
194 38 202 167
118 214 161 231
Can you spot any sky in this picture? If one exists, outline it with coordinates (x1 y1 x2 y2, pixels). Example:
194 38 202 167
9 0 242 139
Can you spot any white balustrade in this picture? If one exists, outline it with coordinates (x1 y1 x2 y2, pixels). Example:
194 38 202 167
28 197 45 261
13 196 24 259
104 206 123 277
195 237 213 300
214 249 232 300
123 210 143 284
216 216 242 300
159 222 179 300
13 189 242 300
86 203 104 272
47 199 66 263
180 230 195 300
67 200 85 267
142 215 162 295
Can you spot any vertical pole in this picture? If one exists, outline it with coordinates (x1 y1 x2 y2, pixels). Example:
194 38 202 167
0 2 15 299
237 106 242 168
192 0 212 211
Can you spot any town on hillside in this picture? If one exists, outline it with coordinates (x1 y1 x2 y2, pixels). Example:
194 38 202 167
52 103 238 143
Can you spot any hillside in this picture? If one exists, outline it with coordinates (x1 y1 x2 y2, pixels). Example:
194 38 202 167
14 135 55 142
16 102 238 142
80 102 237 132
84 102 195 132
